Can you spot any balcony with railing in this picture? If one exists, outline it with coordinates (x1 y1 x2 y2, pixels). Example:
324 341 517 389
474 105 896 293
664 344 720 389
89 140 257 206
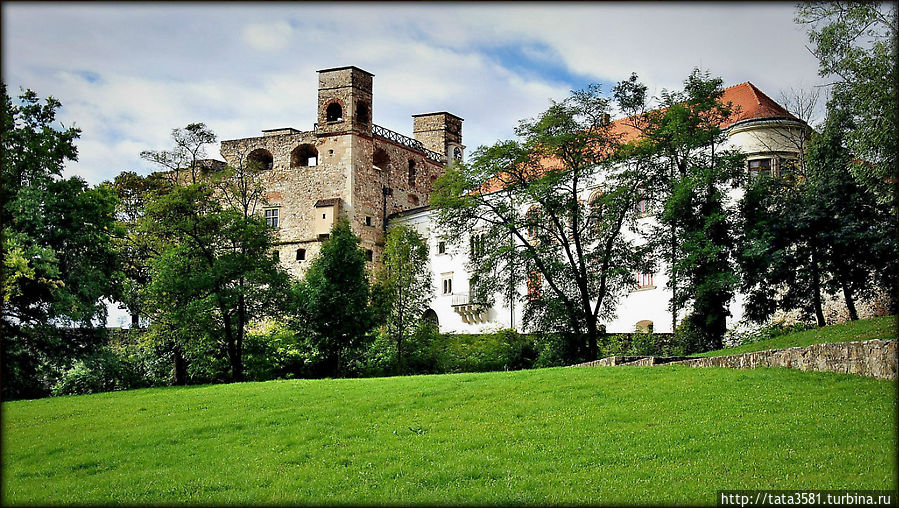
450 291 489 323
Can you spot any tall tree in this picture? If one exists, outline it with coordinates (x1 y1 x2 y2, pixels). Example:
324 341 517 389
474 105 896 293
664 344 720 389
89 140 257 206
139 124 287 382
142 182 288 382
796 1 898 202
617 70 746 351
371 225 432 373
109 171 171 328
433 84 652 362
2 85 120 399
740 106 898 326
293 218 374 376
140 123 217 185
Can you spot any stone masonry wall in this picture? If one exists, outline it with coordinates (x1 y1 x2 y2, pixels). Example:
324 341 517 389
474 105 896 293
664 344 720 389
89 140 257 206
220 130 351 279
671 339 896 380
574 340 897 380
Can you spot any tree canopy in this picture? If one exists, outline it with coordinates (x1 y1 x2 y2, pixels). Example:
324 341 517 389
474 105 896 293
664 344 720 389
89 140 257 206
432 83 652 362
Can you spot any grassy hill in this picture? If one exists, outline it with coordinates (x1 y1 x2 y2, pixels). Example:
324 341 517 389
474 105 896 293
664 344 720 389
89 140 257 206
3 364 895 505
694 315 897 358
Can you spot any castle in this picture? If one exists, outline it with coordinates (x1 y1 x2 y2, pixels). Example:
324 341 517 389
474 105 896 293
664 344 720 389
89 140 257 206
219 66 812 335
220 66 463 278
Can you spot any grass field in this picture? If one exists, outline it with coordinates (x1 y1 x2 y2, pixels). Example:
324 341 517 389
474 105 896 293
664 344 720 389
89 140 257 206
2 364 896 505
694 315 897 358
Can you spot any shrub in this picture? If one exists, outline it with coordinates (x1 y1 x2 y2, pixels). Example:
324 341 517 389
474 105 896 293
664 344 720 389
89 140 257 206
533 333 569 368
52 348 144 396
243 320 307 381
600 332 679 357
430 329 536 373
731 321 817 347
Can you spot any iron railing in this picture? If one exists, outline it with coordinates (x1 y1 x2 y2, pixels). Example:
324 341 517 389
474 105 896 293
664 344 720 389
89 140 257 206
372 124 445 163
451 291 487 307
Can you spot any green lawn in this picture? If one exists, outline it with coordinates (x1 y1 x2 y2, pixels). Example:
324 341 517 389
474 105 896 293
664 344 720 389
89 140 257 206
2 366 896 506
694 315 897 358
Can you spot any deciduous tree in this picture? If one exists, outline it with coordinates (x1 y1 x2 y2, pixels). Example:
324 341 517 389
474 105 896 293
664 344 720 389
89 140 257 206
1 85 119 399
371 225 432 373
292 218 374 376
796 1 898 202
433 84 652 362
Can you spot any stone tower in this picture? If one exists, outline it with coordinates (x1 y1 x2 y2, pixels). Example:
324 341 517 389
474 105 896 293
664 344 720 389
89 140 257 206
218 66 462 278
413 112 465 162
317 66 373 137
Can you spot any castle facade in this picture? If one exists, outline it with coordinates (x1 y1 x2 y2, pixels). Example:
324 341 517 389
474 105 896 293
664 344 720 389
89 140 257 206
219 67 811 334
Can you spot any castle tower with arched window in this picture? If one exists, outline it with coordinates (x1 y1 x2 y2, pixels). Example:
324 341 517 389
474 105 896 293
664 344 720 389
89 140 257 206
219 66 463 278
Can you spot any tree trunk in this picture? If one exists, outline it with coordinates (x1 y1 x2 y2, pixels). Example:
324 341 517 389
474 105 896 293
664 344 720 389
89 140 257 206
173 345 187 385
810 247 826 327
222 309 243 382
131 312 140 329
585 312 599 360
841 278 859 321
237 291 246 380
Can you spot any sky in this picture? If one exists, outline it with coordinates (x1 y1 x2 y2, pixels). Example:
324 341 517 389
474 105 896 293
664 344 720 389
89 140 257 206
2 2 828 188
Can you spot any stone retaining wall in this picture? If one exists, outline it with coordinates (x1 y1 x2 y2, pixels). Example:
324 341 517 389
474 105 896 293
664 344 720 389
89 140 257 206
670 339 896 380
573 340 896 380
623 356 691 366
571 356 650 367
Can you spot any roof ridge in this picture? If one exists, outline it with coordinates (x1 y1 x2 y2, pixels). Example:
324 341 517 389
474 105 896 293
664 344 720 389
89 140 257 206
722 81 751 91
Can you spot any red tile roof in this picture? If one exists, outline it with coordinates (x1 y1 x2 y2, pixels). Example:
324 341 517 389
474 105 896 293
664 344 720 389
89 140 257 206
476 82 798 193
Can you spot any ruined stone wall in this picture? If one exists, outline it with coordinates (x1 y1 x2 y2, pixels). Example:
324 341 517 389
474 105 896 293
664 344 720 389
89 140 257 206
220 130 353 279
219 127 447 278
352 136 445 268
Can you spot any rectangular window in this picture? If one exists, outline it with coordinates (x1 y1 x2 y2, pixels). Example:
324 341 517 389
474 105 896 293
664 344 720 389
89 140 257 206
365 216 373 227
438 241 446 255
366 249 374 262
527 268 542 301
470 234 485 259
264 208 279 227
636 272 654 288
749 158 772 180
296 248 306 261
272 250 280 262
634 189 649 216
442 276 453 295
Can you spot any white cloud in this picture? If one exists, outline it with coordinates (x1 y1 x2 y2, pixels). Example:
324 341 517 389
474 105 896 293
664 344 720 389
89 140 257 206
2 3 827 185
241 21 294 52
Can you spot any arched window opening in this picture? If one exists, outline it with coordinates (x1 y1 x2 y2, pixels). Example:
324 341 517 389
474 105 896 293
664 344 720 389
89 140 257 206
635 320 653 333
291 144 318 167
422 309 439 326
356 101 370 124
248 148 274 170
408 159 417 187
326 102 343 122
373 148 389 170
